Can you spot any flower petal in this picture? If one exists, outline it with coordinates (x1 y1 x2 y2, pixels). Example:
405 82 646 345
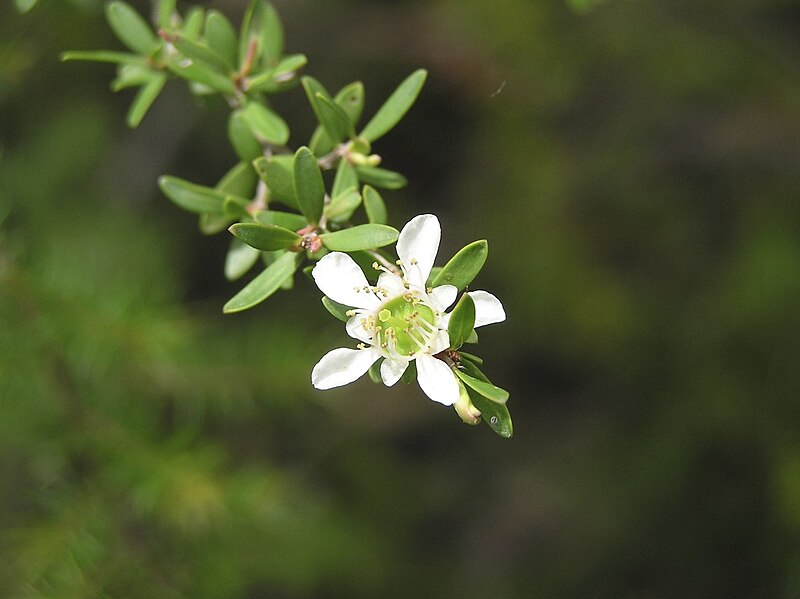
377 271 407 299
428 284 457 312
397 214 440 289
346 314 374 344
415 354 460 406
380 358 408 386
311 347 381 390
469 290 506 328
312 252 380 310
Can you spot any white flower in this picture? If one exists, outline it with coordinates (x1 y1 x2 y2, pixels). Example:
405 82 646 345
311 214 505 406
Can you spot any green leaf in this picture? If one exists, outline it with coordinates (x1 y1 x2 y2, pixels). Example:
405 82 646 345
205 10 238 69
458 351 483 366
362 185 387 224
172 36 231 74
167 55 236 95
158 0 177 30
241 101 290 146
182 7 206 40
112 64 154 91
229 111 263 162
224 195 250 218
324 190 361 224
453 369 509 405
247 54 307 92
293 147 325 225
199 212 232 235
335 82 365 127
302 77 348 144
447 293 476 350
126 74 166 128
321 297 351 322
225 238 261 281
332 160 357 198
216 162 257 198
465 329 479 344
320 224 399 252
106 1 159 55
255 210 307 231
457 355 488 381
355 166 407 190
223 251 301 313
401 360 417 384
239 0 283 71
61 51 145 65
229 222 301 251
159 176 226 214
469 391 513 438
15 0 38 14
253 155 298 208
360 69 427 142
431 240 488 292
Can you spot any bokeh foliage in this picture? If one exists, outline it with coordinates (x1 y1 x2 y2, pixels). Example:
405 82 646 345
2 0 800 597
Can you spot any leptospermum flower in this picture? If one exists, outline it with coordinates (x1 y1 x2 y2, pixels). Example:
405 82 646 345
311 214 505 406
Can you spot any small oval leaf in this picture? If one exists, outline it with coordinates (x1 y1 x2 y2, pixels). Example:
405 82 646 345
454 368 509 405
229 111 263 162
324 190 362 224
223 251 300 313
360 69 427 142
431 240 488 291
159 176 226 214
241 101 290 146
225 238 261 281
293 146 325 225
362 185 387 224
320 224 399 252
229 222 301 251
321 296 352 322
355 165 407 190
469 391 513 438
106 1 158 55
447 293 476 350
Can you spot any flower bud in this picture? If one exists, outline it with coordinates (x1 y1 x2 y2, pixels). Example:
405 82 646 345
454 382 481 425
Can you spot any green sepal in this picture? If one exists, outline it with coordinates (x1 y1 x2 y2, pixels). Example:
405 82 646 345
229 222 301 251
324 190 362 224
159 176 226 214
332 160 357 198
293 147 325 225
321 297 351 323
223 251 300 313
362 185 387 224
241 101 290 146
225 238 261 281
431 240 488 292
453 368 509 405
401 361 417 385
360 69 427 142
253 155 298 208
368 360 383 384
469 390 513 438
447 293 476 350
205 10 238 70
216 162 257 199
61 51 145 65
126 74 166 127
254 210 307 231
106 1 159 55
320 224 399 252
229 111 263 162
355 166 407 190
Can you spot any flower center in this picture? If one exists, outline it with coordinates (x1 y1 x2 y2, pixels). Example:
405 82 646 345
373 293 436 357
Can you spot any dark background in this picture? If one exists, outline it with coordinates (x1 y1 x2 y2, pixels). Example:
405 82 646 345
2 0 800 597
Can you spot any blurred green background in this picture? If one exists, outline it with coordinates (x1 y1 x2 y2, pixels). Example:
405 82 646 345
2 0 800 597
